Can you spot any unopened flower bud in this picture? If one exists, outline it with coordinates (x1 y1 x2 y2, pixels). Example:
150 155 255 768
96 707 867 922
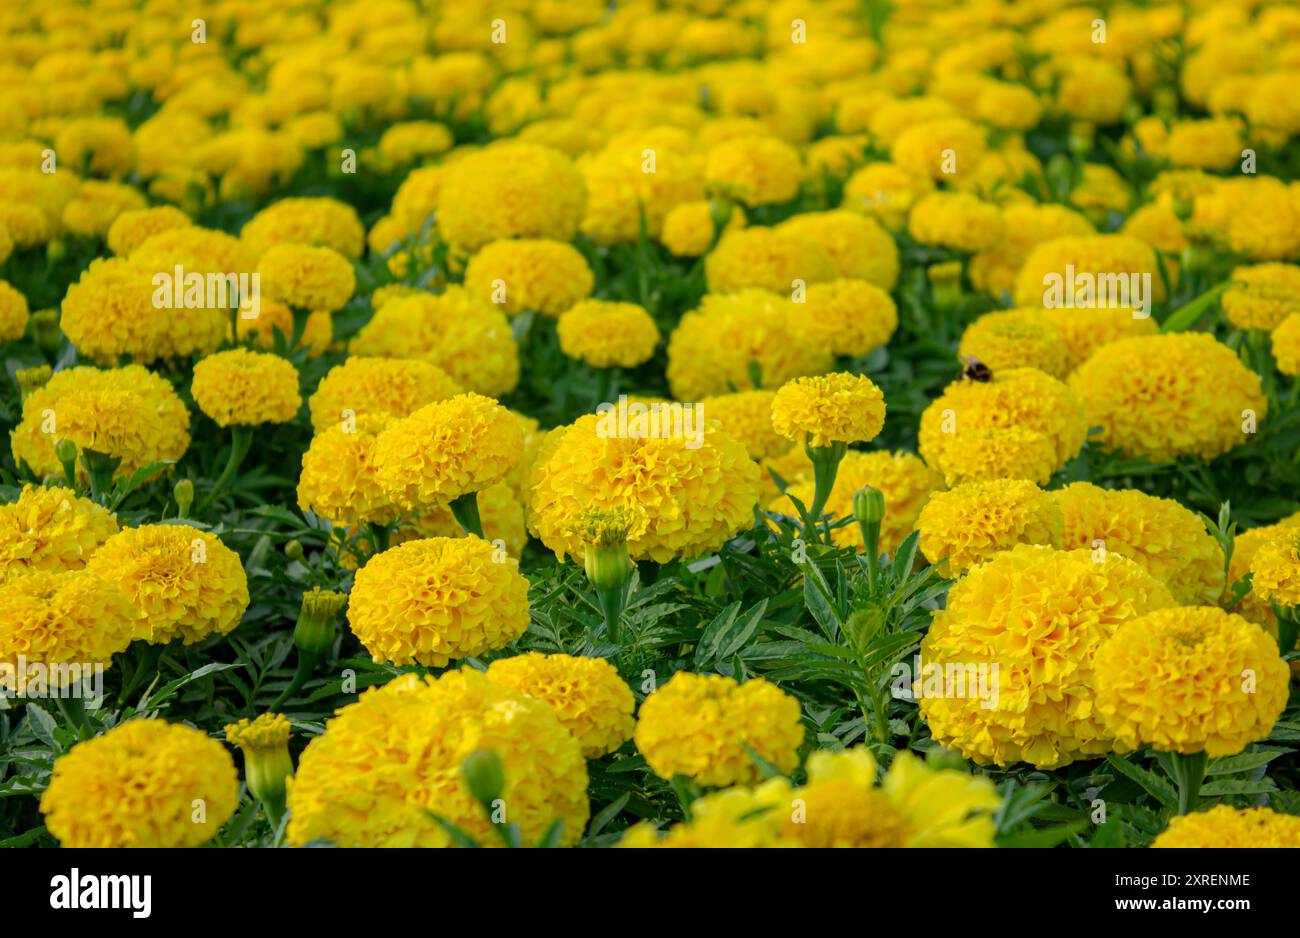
173 478 194 518
284 539 305 562
293 588 347 656
462 748 506 807
853 486 886 526
224 713 294 821
30 310 62 355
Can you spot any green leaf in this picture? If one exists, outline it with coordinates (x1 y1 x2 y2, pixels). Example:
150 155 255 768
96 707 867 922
1159 282 1228 333
1105 754 1178 808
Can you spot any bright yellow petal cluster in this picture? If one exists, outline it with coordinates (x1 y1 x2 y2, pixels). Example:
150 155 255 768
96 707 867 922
307 356 461 433
802 279 898 358
916 479 1063 576
40 719 238 848
1222 262 1300 332
0 280 26 342
909 192 1005 253
700 390 786 461
287 670 589 847
1151 805 1300 848
920 545 1176 768
958 309 1072 379
528 413 760 563
634 671 803 787
556 300 661 368
191 348 302 427
485 652 636 758
256 243 355 312
1013 234 1166 308
1036 306 1157 373
0 485 119 584
777 211 900 291
770 373 886 448
1095 606 1289 757
463 238 594 317
373 393 522 508
86 524 249 645
704 135 803 207
1052 482 1225 605
297 415 400 528
1249 528 1300 608
240 197 365 259
1069 333 1266 462
348 536 530 666
0 569 137 675
105 205 191 256
704 227 837 295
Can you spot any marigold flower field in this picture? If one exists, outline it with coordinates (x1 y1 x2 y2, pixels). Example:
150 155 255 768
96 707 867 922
4 0 1300 853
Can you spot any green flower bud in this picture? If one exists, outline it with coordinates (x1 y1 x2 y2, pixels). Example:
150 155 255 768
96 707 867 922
284 539 305 562
853 486 886 526
173 479 194 518
462 748 506 807
293 588 347 657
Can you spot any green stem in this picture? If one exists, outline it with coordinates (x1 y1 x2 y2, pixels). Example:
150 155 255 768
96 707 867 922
1274 605 1298 656
596 584 626 646
53 694 93 741
365 522 391 555
1170 750 1208 815
449 491 484 538
197 426 254 515
804 440 847 543
272 650 321 711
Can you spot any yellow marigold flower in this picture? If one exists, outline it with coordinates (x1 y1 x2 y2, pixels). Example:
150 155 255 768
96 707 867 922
916 479 1063 576
704 227 837 295
54 117 135 177
1068 164 1134 222
191 348 301 428
0 224 11 267
704 135 804 207
666 289 832 400
11 364 191 481
308 356 461 433
40 720 238 848
1014 234 1166 308
1122 202 1187 260
1095 607 1289 757
0 485 119 584
777 210 900 291
1037 306 1158 373
1069 333 1266 462
0 569 137 679
257 243 355 312
634 672 803 786
700 390 786 461
62 180 148 238
1250 528 1300 609
129 225 257 281
225 712 291 751
232 301 332 357
374 120 454 170
556 300 660 368
890 118 986 182
918 368 1087 486
1152 805 1300 848
350 288 520 398
61 256 225 364
241 197 365 259
298 415 400 528
1274 314 1300 376
528 413 760 563
1222 263 1300 332
660 199 745 257
770 372 887 448
0 202 50 249
485 652 636 758
842 161 934 230
374 393 523 509
1052 482 1225 605
908 192 1005 253
969 203 1095 299
105 205 191 256
348 536 529 667
920 545 1176 768
1166 119 1242 171
959 309 1071 379
463 238 593 317
437 143 586 254
578 141 705 245
975 81 1042 131
287 670 588 847
800 279 897 359
878 750 1002 848
86 524 249 645
1192 177 1300 262
1055 59 1131 125
0 279 29 342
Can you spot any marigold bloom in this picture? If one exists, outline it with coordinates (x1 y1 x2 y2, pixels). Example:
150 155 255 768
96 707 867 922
908 192 1004 253
528 413 760 563
580 140 705 244
0 279 27 342
0 485 118 584
771 373 887 448
660 199 745 256
241 196 366 259
374 393 522 509
257 243 355 312
1222 263 1300 332
700 390 786 461
298 415 400 528
1069 333 1266 462
1052 482 1225 605
777 210 900 291
311 354 457 429
86 524 249 645
348 536 530 667
920 545 1176 768
486 652 636 758
287 670 589 847
842 161 934 230
463 238 594 317
105 205 191 256
1036 305 1157 373
191 348 302 427
916 479 1063 576
634 672 803 787
802 279 898 358
556 300 661 368
704 135 804 207
705 227 837 295
40 720 238 848
1249 529 1300 609
0 569 137 681
1095 607 1289 757
11 364 191 480
1152 805 1300 848
958 309 1071 379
